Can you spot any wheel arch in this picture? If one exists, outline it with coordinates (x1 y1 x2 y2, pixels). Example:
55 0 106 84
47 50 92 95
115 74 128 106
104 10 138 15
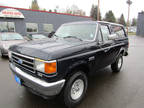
119 47 125 56
65 60 90 79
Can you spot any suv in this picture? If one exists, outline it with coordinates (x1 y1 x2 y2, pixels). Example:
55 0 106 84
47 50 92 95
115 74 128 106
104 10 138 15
9 21 128 108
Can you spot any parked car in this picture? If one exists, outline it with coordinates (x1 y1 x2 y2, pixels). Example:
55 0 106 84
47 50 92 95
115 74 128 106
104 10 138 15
26 34 48 41
9 21 129 108
0 32 26 57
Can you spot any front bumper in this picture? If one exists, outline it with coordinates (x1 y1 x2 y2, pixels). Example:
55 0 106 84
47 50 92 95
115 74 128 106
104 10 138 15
10 63 65 97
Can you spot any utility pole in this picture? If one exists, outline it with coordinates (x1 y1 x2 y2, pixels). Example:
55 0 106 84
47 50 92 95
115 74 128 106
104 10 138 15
97 0 100 21
126 0 132 34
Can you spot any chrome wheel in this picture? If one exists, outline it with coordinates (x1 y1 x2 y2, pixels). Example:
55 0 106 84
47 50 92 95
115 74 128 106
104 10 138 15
70 79 84 100
118 57 122 69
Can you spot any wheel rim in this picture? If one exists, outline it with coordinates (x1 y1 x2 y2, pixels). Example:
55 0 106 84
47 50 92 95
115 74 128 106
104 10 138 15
70 79 84 100
118 57 122 69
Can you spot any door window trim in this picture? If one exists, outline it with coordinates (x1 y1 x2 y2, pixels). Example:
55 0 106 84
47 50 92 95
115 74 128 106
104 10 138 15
100 24 111 43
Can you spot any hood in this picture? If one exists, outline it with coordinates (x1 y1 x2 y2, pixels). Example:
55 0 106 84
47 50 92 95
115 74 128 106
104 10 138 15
9 38 90 60
2 39 27 50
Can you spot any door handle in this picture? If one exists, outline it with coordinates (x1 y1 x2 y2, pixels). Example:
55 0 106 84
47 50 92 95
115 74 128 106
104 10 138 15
104 48 110 52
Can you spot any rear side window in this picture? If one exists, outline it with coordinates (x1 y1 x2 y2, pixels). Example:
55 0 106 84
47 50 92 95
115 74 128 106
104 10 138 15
111 25 125 38
100 25 110 42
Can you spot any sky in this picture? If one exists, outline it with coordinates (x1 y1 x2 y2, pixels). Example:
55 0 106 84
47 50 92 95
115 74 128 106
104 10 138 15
0 0 142 21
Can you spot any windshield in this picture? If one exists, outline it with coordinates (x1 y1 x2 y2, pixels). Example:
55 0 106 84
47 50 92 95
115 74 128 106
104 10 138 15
32 34 47 39
55 24 97 41
1 33 24 41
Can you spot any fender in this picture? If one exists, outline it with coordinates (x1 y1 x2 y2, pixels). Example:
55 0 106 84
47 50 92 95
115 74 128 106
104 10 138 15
118 47 125 56
66 59 89 77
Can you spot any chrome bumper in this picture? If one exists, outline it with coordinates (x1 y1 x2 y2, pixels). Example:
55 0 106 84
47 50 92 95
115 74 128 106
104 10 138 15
10 63 65 97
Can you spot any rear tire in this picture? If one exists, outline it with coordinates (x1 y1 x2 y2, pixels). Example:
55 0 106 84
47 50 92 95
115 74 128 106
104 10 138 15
111 54 123 73
62 71 88 108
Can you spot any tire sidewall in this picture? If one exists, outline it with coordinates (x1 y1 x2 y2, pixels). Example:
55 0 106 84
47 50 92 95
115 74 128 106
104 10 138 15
64 71 88 108
0 49 2 57
116 55 123 71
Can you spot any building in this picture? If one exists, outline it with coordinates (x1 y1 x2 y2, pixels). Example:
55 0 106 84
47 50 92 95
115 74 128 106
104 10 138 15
137 12 144 36
0 6 91 36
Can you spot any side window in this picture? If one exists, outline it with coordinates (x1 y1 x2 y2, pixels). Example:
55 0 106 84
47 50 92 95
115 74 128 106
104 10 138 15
111 25 125 38
100 25 110 42
0 22 15 32
26 23 38 33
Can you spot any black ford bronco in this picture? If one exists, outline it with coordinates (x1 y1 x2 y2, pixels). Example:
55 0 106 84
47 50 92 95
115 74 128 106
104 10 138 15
9 21 128 108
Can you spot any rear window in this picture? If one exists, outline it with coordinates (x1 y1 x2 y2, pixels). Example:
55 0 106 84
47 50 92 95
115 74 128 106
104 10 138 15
111 25 126 38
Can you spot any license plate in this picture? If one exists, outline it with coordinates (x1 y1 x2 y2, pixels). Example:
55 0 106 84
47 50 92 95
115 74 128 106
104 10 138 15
14 75 21 85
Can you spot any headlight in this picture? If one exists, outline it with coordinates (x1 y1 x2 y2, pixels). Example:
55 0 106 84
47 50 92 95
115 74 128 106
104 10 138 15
8 51 12 58
35 59 57 74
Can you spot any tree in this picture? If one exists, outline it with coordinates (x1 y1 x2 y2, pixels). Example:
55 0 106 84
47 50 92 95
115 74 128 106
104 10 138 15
90 4 102 21
131 18 137 26
118 14 126 26
65 5 86 16
104 10 116 23
42 8 46 11
30 0 39 10
49 9 52 12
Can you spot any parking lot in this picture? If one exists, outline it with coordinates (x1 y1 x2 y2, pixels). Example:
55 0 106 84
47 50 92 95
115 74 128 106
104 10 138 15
0 35 144 108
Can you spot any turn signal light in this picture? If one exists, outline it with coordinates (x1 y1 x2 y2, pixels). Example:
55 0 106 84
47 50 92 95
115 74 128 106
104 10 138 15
45 62 57 74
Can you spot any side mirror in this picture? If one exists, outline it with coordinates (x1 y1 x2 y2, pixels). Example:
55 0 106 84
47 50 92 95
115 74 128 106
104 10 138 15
48 31 55 38
108 34 118 40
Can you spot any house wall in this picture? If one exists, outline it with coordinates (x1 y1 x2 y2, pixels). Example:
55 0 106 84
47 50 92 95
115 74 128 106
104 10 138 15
0 6 91 36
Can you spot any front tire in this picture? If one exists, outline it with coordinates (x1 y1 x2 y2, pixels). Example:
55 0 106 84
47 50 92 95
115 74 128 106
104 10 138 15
0 49 4 58
111 54 123 73
63 71 88 108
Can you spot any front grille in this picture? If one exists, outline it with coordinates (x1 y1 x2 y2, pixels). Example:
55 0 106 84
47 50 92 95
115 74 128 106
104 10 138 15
11 52 35 73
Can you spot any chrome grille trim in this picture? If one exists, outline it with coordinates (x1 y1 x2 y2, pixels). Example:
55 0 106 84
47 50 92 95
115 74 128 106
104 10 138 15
14 63 35 73
12 52 34 60
12 55 34 65
11 52 35 73
13 59 34 70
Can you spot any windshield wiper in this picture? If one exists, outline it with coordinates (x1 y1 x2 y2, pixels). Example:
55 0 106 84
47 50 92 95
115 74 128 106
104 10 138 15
64 36 83 41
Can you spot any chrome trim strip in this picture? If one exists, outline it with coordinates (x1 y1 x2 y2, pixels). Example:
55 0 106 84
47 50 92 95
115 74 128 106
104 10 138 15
13 63 35 73
12 55 34 65
59 43 125 61
94 23 99 41
10 63 65 88
13 59 34 70
12 52 57 63
12 52 34 60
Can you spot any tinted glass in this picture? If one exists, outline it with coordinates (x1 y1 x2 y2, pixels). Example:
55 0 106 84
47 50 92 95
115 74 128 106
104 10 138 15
111 25 125 38
26 23 38 33
1 33 24 41
101 25 110 41
55 24 97 41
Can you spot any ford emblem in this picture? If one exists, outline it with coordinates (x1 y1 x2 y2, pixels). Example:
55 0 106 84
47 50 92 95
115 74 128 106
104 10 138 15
18 59 23 64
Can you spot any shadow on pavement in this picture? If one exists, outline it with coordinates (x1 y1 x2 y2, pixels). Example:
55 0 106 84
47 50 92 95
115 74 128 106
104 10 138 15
14 66 120 108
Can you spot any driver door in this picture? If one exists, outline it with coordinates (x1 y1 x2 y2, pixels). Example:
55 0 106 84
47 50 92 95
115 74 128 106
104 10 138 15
97 24 115 68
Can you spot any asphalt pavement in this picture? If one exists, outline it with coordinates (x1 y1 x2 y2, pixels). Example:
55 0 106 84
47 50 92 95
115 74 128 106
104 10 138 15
0 36 144 108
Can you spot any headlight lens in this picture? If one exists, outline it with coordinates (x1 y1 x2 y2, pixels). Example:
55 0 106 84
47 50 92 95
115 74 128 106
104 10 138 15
35 59 57 74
